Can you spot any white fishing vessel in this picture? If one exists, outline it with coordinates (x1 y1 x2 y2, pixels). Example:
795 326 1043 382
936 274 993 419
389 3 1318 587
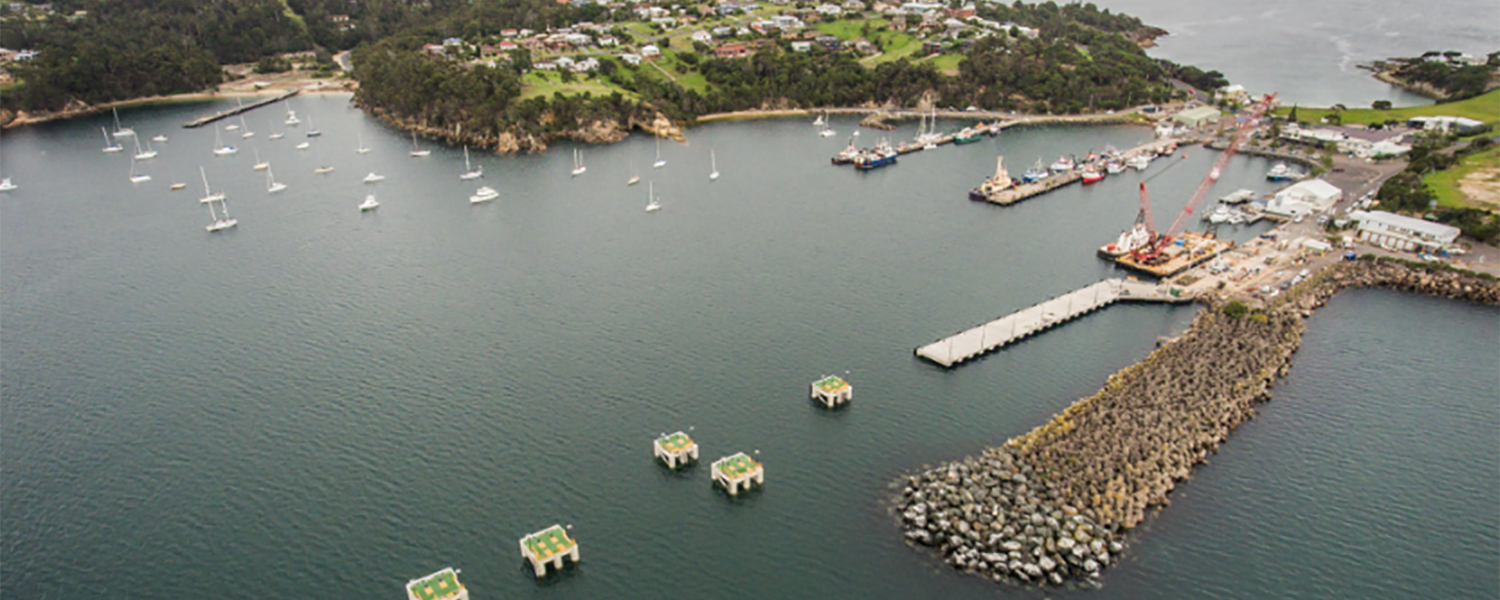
239 116 254 138
1049 155 1074 172
284 101 300 126
627 157 639 186
133 136 158 160
459 146 482 179
151 134 168 143
1126 154 1151 171
314 166 334 174
469 185 499 203
709 149 720 181
0 177 15 192
252 147 269 171
645 181 661 212
653 136 666 168
102 127 123 153
295 141 311 150
111 107 135 138
409 131 429 157
363 172 385 183
571 148 586 176
359 194 380 211
266 165 287 193
357 133 371 154
212 126 238 156
198 166 225 204
129 158 151 183
268 119 285 140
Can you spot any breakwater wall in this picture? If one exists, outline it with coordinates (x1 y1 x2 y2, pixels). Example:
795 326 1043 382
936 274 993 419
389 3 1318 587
894 258 1499 588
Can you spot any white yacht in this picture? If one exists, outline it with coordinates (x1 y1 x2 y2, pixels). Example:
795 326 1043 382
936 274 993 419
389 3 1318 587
266 166 287 193
314 166 334 174
133 136 158 160
295 141 311 150
284 101 301 125
151 134 168 143
0 178 15 192
359 194 380 211
212 126 238 156
645 181 661 212
409 131 430 157
363 172 386 183
571 148 586 176
709 149 720 181
652 136 666 168
469 186 499 204
111 107 135 138
198 166 225 204
204 188 237 232
459 146 482 179
102 127 123 153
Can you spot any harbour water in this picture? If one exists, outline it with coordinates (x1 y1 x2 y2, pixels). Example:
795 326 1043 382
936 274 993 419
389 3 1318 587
2 97 1495 598
1097 0 1499 107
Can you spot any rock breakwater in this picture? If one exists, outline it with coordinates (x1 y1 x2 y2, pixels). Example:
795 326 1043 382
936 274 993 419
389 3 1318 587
896 258 1498 588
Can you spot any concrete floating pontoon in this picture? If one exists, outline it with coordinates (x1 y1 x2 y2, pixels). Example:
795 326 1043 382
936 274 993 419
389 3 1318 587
653 431 699 469
915 278 1189 368
406 567 468 600
519 525 580 578
711 452 764 497
810 375 852 409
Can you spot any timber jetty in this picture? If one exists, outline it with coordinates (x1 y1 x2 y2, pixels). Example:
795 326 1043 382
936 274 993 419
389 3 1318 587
915 278 1189 368
896 258 1500 588
975 137 1205 206
183 89 299 128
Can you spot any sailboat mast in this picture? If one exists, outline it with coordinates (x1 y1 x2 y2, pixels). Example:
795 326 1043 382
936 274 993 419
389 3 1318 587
200 166 211 195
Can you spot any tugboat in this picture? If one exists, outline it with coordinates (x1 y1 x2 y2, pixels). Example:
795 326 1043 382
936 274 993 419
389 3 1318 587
968 156 1014 200
1081 167 1105 184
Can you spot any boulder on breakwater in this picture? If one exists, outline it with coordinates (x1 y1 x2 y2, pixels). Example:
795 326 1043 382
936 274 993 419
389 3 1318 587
895 258 1498 588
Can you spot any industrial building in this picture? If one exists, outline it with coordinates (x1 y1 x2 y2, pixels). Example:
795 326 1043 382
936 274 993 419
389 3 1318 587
1173 106 1221 128
1349 210 1461 251
1265 179 1342 218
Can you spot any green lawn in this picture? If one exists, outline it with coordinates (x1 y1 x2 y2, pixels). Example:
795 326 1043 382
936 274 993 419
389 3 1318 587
656 50 712 95
815 18 886 41
1275 89 1500 128
1426 147 1500 210
861 31 921 67
520 70 638 100
917 53 964 74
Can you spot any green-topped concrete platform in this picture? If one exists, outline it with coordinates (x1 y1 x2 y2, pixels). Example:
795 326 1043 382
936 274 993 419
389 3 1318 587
406 567 468 600
711 452 764 497
519 524 580 577
653 431 699 469
810 375 852 408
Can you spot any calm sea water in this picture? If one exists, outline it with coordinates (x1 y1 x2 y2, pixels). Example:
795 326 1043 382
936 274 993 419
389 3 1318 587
2 97 1496 598
1097 0 1499 107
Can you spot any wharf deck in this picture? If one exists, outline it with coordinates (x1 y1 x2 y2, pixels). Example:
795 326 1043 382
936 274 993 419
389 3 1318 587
1102 232 1235 278
183 89 300 128
974 137 1204 206
915 278 1190 368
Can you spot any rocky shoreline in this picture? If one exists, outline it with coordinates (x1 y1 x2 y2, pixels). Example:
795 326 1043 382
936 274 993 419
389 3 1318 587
894 259 1498 588
354 98 683 155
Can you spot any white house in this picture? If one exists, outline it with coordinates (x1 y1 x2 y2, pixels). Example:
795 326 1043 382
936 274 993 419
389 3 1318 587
691 30 713 43
620 52 643 65
771 14 804 29
816 3 843 16
640 44 662 58
555 56 576 68
791 40 812 52
1349 210 1461 251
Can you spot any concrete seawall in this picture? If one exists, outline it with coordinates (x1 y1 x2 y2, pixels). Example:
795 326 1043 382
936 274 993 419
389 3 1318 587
894 259 1500 588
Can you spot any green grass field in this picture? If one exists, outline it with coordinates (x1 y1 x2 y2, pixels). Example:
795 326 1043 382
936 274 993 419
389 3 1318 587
862 32 921 67
917 53 964 74
1426 147 1500 210
1275 89 1500 127
520 70 638 100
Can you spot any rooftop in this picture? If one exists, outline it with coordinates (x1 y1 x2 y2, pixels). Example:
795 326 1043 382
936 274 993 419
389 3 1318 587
813 375 849 394
656 431 695 453
1351 210 1461 239
713 453 761 480
407 568 464 600
522 525 577 560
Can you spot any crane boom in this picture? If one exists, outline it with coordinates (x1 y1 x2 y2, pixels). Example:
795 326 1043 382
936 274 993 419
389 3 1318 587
1161 93 1277 241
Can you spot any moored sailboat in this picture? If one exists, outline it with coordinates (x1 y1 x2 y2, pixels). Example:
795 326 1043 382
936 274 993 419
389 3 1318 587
409 131 429 157
459 146 481 179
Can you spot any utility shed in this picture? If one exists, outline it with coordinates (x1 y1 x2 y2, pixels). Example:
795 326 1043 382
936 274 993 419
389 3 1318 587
1173 106 1221 128
1350 210 1461 251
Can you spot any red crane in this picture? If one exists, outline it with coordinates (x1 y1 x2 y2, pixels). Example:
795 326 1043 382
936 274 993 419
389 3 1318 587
1131 93 1278 263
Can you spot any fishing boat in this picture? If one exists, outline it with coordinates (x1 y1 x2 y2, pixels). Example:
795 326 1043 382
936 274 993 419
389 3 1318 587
813 112 825 126
1126 154 1151 171
314 166 334 174
1105 160 1125 174
102 128 124 153
357 134 371 155
268 119 284 141
469 185 499 204
359 194 380 211
1205 204 1232 224
284 101 300 126
252 148 269 171
1020 158 1047 183
133 136 158 160
571 148 586 176
1080 167 1104 184
968 156 1014 200
111 107 135 138
853 138 898 171
363 172 386 183
953 127 983 144
129 158 152 183
212 126 238 156
1266 162 1296 181
266 166 287 193
645 181 661 212
151 134 168 143
831 135 860 165
198 166 226 205
653 136 666 168
409 131 429 157
0 177 14 192
626 157 640 186
295 141 311 150
459 146 481 179
709 149 720 181
306 114 321 137
1049 156 1074 172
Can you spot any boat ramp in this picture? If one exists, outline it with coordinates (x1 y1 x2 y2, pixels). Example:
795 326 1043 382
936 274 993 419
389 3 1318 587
914 278 1192 368
182 89 299 128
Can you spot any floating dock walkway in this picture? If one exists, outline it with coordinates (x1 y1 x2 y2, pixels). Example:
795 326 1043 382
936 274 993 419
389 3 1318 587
183 89 300 128
914 278 1192 368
